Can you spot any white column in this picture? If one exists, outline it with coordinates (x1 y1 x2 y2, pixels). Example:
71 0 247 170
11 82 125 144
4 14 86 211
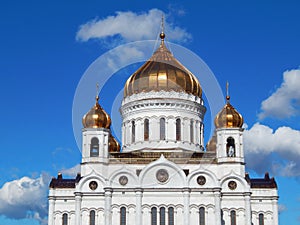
183 118 189 142
245 193 252 225
75 192 82 225
105 188 112 225
164 117 168 141
48 196 55 225
129 122 133 144
150 117 159 141
122 123 125 147
195 121 200 145
99 133 104 158
272 197 279 225
135 188 143 225
136 119 143 142
213 190 221 225
167 118 175 141
183 188 190 225
200 122 204 147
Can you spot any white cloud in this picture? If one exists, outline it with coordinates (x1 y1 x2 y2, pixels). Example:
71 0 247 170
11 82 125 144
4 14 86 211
60 164 80 177
259 69 300 119
244 123 300 176
76 9 191 43
105 45 145 71
278 204 287 212
0 173 50 222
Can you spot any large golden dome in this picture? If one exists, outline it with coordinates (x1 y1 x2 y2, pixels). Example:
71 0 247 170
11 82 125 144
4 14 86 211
214 96 243 129
82 96 111 129
124 33 202 98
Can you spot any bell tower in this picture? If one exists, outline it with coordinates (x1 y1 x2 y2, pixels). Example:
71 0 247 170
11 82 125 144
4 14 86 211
81 87 120 175
214 83 244 165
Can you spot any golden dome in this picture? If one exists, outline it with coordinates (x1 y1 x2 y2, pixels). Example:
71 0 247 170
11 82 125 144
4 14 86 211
109 134 120 152
124 34 202 98
214 96 243 129
206 132 217 152
82 96 111 129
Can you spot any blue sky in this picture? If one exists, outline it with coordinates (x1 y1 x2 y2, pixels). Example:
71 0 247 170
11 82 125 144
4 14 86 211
0 1 300 224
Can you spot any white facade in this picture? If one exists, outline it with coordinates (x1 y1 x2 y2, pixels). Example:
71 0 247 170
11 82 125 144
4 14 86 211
48 34 278 225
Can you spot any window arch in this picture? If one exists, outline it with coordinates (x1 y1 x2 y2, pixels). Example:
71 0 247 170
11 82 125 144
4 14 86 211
199 207 205 225
168 207 174 225
90 137 99 157
176 118 181 141
226 137 235 157
259 213 264 225
160 118 166 140
131 121 135 143
144 119 149 141
90 210 95 225
151 207 157 225
160 207 165 225
190 120 194 143
230 210 236 225
120 207 126 225
62 213 68 225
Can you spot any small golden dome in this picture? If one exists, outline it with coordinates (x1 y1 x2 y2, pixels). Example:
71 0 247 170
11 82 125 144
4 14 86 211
109 134 120 152
206 132 217 152
124 34 202 98
214 96 243 129
82 96 111 129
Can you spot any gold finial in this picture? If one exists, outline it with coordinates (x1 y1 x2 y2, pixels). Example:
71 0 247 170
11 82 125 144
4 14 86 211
96 82 99 102
226 81 230 102
160 14 165 41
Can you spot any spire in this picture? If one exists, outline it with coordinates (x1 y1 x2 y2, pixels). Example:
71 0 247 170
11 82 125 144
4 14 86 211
159 14 165 43
226 81 230 102
96 82 100 102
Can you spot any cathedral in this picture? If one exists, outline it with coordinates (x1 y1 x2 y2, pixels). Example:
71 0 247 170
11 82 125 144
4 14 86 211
48 28 279 225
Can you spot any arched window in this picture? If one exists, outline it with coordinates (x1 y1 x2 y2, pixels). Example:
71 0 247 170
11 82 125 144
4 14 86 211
259 213 264 225
131 121 135 143
90 210 95 225
90 137 99 157
62 213 68 225
120 207 126 225
151 207 157 225
226 137 235 157
160 207 165 225
199 207 205 225
176 118 181 141
160 118 166 140
190 120 194 143
144 119 149 141
168 207 174 225
230 210 236 225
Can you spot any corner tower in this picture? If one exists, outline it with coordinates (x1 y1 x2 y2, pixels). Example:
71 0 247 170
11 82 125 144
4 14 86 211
214 83 244 165
120 31 206 153
81 92 120 175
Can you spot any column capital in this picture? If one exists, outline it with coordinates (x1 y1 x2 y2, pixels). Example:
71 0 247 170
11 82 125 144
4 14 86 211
243 192 252 197
104 187 113 192
134 188 143 193
272 196 279 201
212 188 222 193
74 192 82 197
182 187 191 192
48 196 56 201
